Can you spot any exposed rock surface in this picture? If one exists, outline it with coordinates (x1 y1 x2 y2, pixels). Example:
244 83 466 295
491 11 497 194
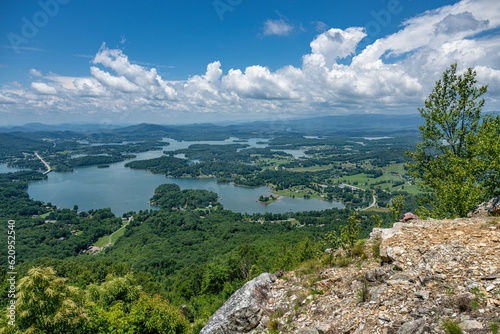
202 216 500 333
400 212 419 222
200 273 276 334
469 196 500 217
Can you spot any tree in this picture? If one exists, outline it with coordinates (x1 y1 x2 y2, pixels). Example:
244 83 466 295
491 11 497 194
373 214 384 228
406 63 500 218
15 267 87 334
325 213 360 252
388 195 405 221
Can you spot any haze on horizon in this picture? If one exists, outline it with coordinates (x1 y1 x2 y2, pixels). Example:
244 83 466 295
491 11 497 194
1 0 499 125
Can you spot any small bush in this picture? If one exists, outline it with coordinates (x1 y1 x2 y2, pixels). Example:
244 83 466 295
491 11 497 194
335 257 351 267
490 322 499 334
293 292 307 310
357 278 369 303
296 259 322 276
455 295 472 312
442 320 463 334
351 240 366 258
320 252 334 267
268 317 279 332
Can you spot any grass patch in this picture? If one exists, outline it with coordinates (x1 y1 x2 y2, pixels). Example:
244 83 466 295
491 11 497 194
351 240 366 258
442 320 463 334
371 238 381 259
338 174 372 188
39 212 51 219
357 278 369 303
257 157 291 169
363 207 390 213
274 188 323 200
337 162 423 195
287 165 333 172
94 220 129 248
111 226 126 244
335 257 352 267
94 235 110 248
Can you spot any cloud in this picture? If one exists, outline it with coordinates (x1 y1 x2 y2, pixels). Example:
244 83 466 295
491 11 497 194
90 66 139 93
262 19 294 36
222 65 299 100
0 92 18 104
30 69 42 77
31 82 57 95
435 12 489 35
2 0 500 122
312 21 328 32
92 44 176 99
309 28 367 67
72 78 109 97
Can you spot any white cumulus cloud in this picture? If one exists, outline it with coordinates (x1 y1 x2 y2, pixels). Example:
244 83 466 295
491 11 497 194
31 82 57 95
310 28 367 67
2 0 499 123
90 66 139 93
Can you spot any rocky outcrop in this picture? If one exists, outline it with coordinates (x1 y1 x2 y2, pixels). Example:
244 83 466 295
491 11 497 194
203 216 500 333
400 212 419 222
200 273 276 334
469 196 500 217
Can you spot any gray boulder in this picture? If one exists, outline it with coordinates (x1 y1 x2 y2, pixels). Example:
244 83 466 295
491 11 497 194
200 273 275 334
397 318 428 334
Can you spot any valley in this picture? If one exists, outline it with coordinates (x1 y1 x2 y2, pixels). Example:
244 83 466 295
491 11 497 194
0 115 423 331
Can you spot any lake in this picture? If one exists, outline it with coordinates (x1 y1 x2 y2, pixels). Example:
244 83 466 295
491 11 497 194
0 164 22 173
27 139 343 216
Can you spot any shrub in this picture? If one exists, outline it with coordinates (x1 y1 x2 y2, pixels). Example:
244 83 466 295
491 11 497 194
442 319 463 334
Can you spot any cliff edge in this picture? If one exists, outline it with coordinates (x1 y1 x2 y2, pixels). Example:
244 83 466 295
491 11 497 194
202 206 500 333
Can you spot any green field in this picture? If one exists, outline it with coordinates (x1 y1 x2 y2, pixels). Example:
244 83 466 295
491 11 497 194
94 219 131 248
337 163 422 195
111 225 127 244
94 234 110 248
274 187 324 200
257 157 291 169
39 212 51 219
287 165 333 172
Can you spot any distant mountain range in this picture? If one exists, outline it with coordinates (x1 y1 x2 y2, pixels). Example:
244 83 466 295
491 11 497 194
0 114 424 137
0 123 125 133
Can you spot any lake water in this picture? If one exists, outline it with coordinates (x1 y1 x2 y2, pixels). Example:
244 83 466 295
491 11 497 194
0 164 22 173
27 139 343 216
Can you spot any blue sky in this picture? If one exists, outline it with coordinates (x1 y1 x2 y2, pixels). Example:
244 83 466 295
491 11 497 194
1 0 499 125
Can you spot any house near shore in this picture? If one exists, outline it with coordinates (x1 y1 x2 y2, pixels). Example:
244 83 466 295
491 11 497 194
85 246 101 255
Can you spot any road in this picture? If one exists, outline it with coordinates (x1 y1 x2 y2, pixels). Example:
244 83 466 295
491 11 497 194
360 190 377 211
34 152 52 174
